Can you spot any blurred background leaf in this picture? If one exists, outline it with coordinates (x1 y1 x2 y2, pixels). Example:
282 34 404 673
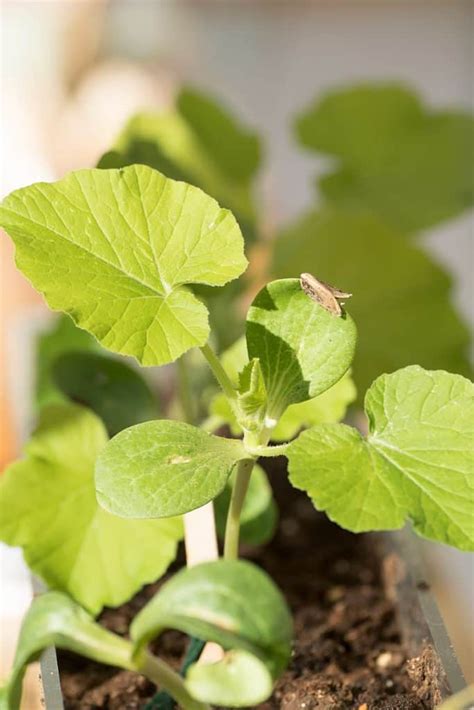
295 83 474 234
272 209 471 400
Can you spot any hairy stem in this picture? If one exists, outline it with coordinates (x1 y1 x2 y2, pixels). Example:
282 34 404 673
224 458 255 560
200 343 236 400
244 442 289 458
138 651 210 710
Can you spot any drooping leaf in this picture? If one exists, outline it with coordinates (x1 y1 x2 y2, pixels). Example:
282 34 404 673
0 592 133 710
0 405 182 614
35 313 98 408
131 560 292 706
53 351 158 436
214 464 278 546
295 83 474 232
271 371 356 441
95 420 249 519
288 366 474 550
1 594 133 709
246 279 356 419
0 165 247 367
273 209 471 400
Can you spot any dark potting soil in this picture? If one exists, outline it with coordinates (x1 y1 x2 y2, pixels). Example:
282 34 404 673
58 458 447 709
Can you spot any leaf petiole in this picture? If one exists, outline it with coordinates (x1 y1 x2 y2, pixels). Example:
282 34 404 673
244 442 290 458
137 651 210 710
200 343 237 400
224 458 255 559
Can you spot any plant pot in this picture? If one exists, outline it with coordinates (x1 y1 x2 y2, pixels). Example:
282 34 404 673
37 463 465 710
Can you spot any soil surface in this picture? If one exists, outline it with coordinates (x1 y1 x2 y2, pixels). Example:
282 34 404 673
58 458 446 709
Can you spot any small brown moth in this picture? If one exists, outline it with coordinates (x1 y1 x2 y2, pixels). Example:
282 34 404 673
300 273 352 317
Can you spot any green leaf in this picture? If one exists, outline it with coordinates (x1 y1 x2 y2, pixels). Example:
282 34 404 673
237 358 268 431
214 464 278 546
0 405 182 614
131 560 292 706
271 371 356 442
0 592 133 710
177 87 261 184
36 314 98 408
95 420 249 519
98 86 261 228
295 83 474 232
288 367 474 550
246 279 356 419
53 351 158 436
0 165 247 366
272 209 471 400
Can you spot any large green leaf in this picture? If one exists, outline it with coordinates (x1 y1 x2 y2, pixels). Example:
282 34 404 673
35 314 98 408
273 209 471 400
131 560 292 706
53 351 157 436
288 367 474 550
95 420 249 519
0 592 133 710
0 405 182 614
0 165 247 366
295 83 474 232
214 464 278 546
246 279 356 419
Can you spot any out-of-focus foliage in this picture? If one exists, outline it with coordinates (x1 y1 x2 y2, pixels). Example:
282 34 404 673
273 209 471 400
295 83 474 233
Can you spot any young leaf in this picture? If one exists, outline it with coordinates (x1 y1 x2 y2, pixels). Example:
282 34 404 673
273 209 471 400
131 560 292 706
214 464 278 546
0 592 133 710
0 165 247 366
237 358 267 431
36 313 98 408
271 371 357 441
53 351 157 436
246 279 356 419
295 83 474 232
0 405 182 614
95 420 249 519
288 367 474 551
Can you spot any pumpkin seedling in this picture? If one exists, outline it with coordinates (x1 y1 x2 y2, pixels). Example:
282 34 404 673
0 164 472 709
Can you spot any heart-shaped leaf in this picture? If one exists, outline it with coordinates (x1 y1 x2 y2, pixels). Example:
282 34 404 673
288 366 474 550
0 405 182 614
272 209 471 400
295 83 474 232
0 592 133 710
131 560 292 706
246 279 356 419
53 351 157 436
95 420 249 519
214 464 278 546
0 165 247 366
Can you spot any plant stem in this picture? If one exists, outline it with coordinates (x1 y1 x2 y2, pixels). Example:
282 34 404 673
244 442 289 458
200 343 236 400
138 651 210 710
224 458 255 559
176 354 195 424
